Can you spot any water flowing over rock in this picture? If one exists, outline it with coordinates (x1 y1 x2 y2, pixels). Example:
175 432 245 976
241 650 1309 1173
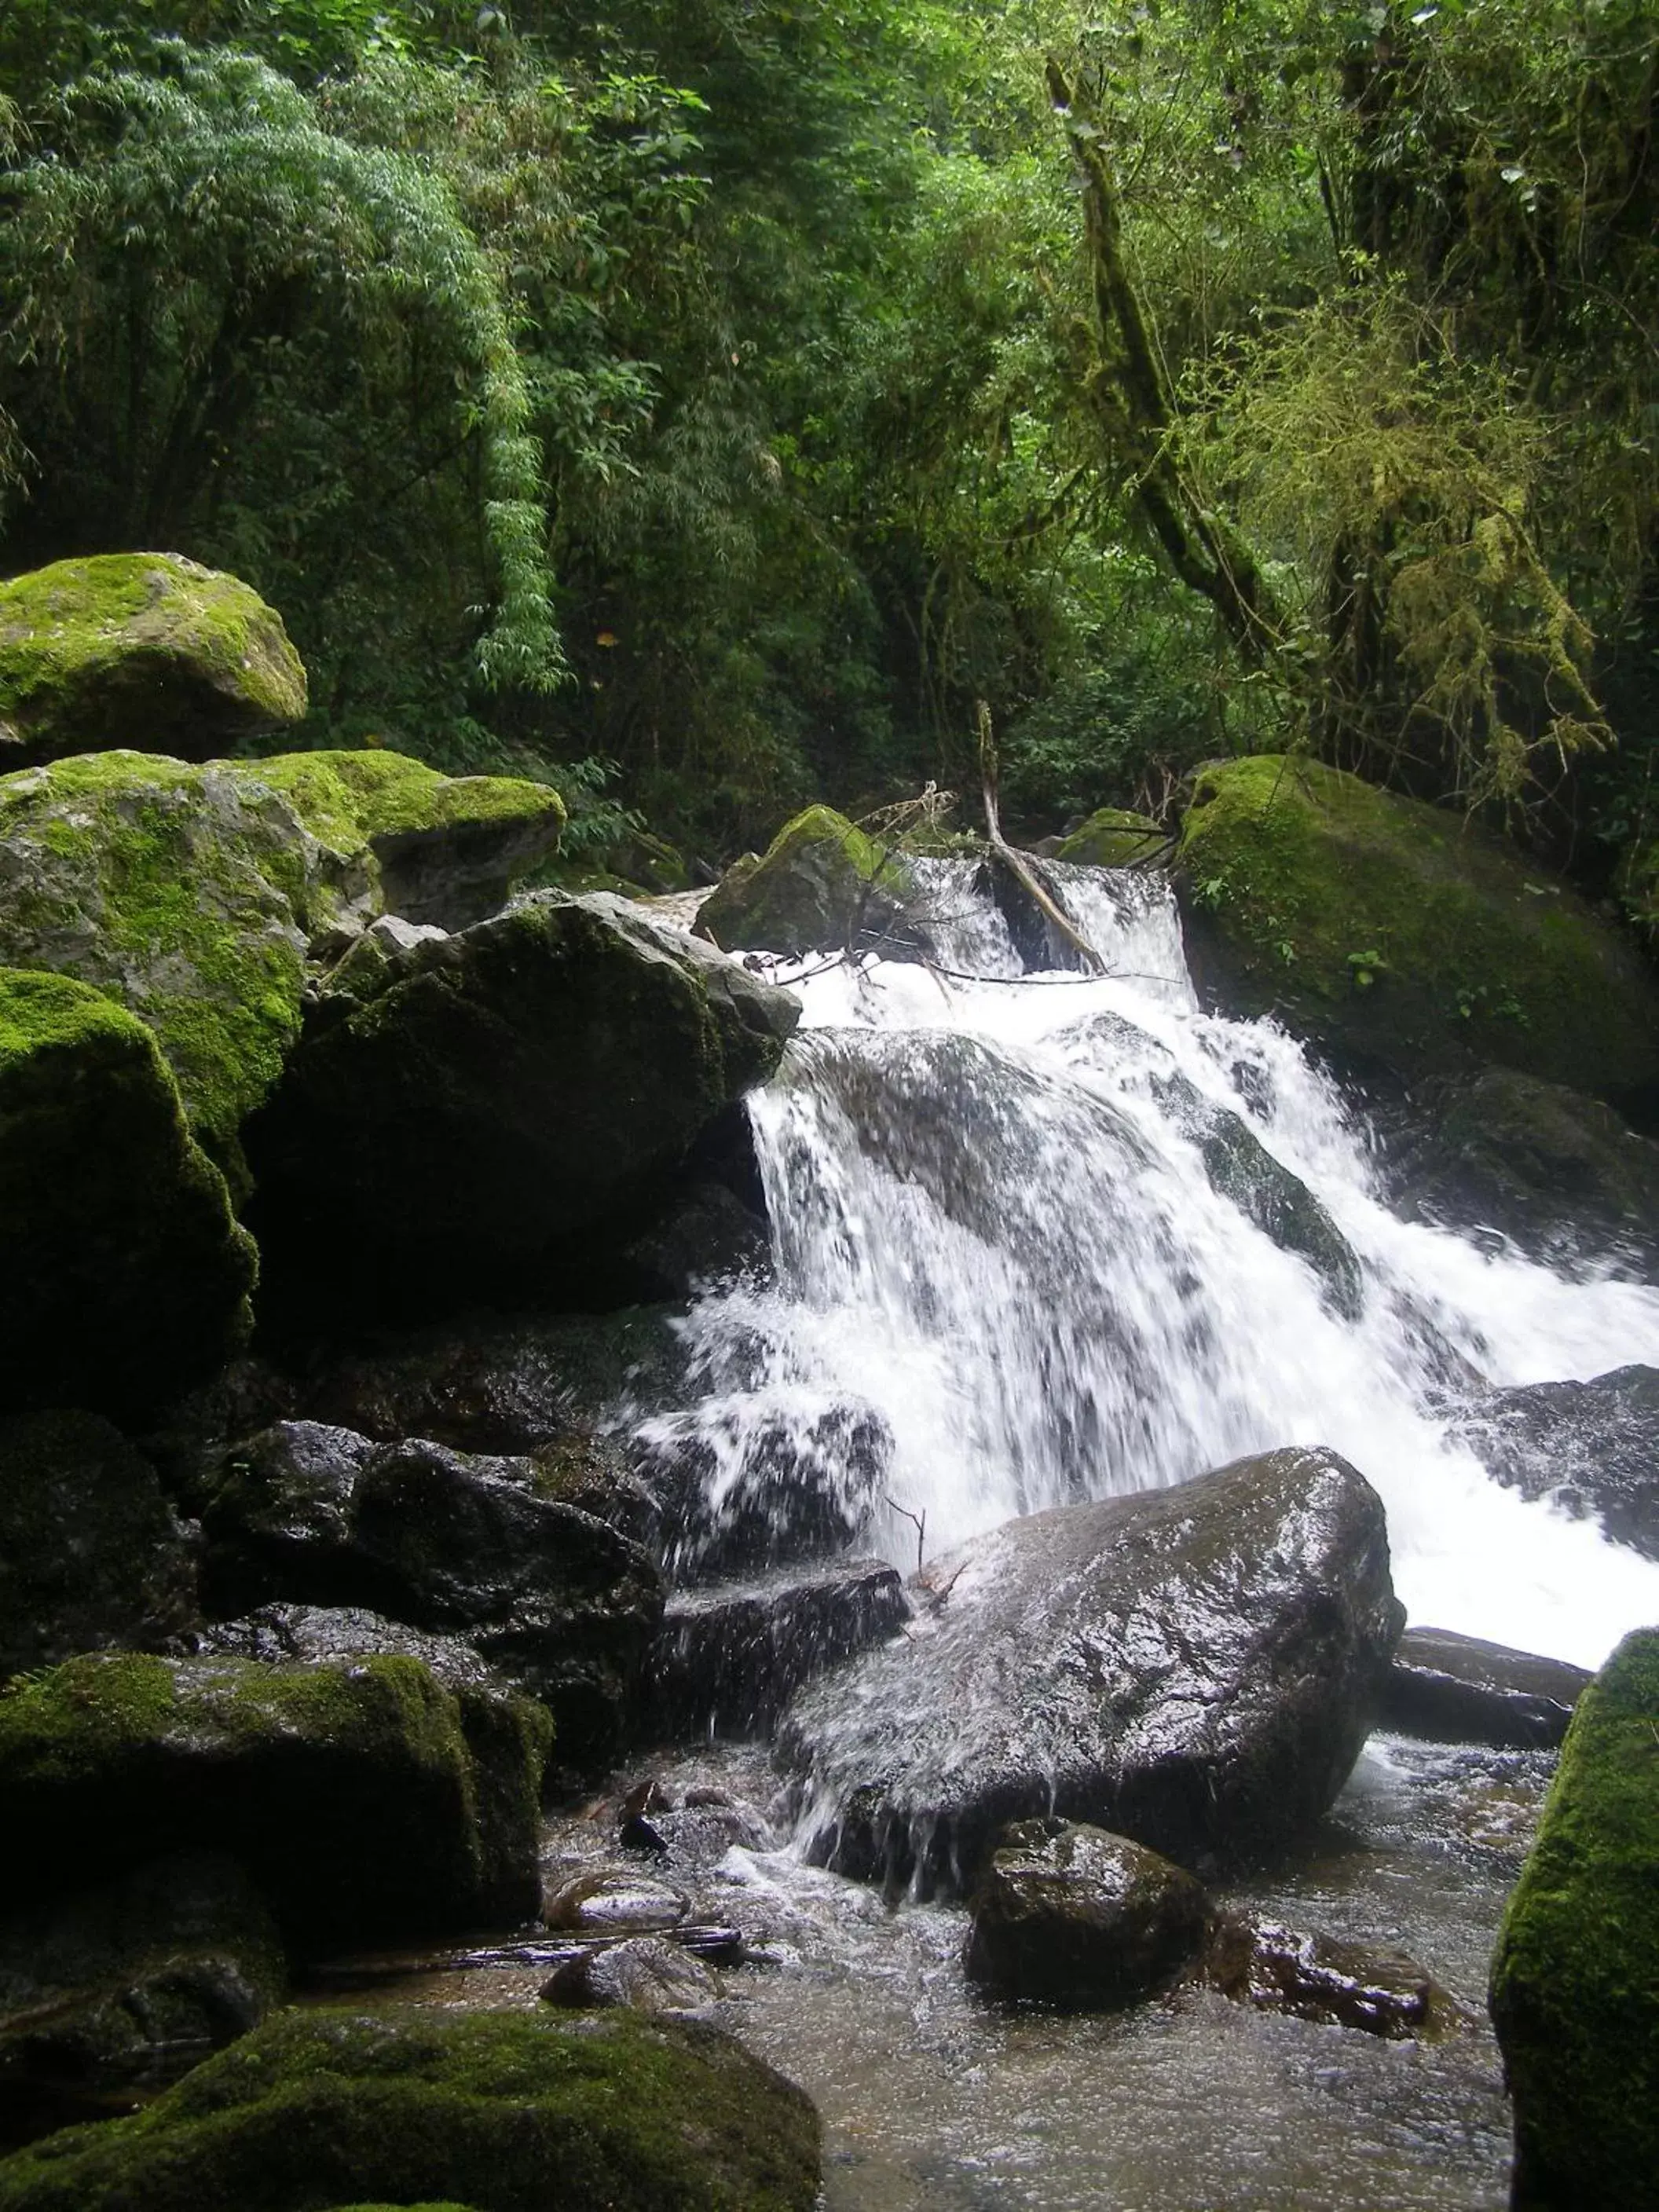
779 1447 1403 1898
1448 1365 1659 1562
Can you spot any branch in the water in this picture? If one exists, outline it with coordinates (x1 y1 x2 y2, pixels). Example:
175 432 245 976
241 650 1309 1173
976 698 1108 975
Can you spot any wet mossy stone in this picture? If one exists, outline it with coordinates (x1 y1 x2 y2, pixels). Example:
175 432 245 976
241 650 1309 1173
964 1818 1213 2009
0 1410 198 1673
1489 1628 1659 2210
0 554 306 768
0 2005 822 2212
1175 756 1659 1108
0 752 310 1158
0 1651 551 1952
1056 808 1165 868
244 749 564 932
694 804 917 959
244 894 798 1324
0 1852 285 2149
0 971 255 1421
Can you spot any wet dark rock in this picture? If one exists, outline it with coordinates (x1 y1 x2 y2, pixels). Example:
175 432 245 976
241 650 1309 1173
0 2005 822 2211
244 892 798 1325
540 1935 721 2016
649 1560 910 1737
1205 1916 1460 2040
621 1803 778 1869
694 804 921 961
1447 1365 1659 1562
1387 1067 1659 1277
780 1448 1404 1897
1489 1629 1659 2210
187 1602 504 1695
0 1651 550 1953
200 1422 664 1766
308 1305 690 1454
0 1411 198 1675
964 1819 1213 2009
619 1180 772 1301
1382 1626 1590 1749
0 1853 284 2151
639 1397 896 1580
543 1868 690 1935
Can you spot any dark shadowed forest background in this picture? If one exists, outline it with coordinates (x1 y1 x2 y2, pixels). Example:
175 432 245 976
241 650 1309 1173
3 0 1657 903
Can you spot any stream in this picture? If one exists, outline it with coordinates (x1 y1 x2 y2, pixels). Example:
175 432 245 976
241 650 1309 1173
343 857 1659 2209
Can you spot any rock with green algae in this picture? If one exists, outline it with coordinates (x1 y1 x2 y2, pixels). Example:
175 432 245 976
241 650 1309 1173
0 747 569 1159
1175 755 1659 1108
244 892 798 1327
1489 1627 1659 2210
0 2005 822 2211
0 1650 551 1953
0 553 306 767
1057 807 1165 868
0 1853 285 2148
695 804 919 958
245 748 564 932
0 1410 198 1673
0 969 255 1421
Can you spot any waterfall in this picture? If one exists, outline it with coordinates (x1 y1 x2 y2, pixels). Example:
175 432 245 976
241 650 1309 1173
642 859 1659 1668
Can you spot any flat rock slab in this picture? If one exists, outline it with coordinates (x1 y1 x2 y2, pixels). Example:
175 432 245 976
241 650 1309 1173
1382 1626 1590 1749
779 1447 1402 1896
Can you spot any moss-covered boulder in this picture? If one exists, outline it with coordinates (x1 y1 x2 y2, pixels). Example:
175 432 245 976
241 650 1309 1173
0 970 255 1420
244 893 798 1324
0 2005 821 2212
0 1651 550 1952
1488 1628 1659 2210
245 749 564 932
695 804 918 958
0 753 311 1158
0 1411 198 1673
1175 756 1659 1108
0 1854 284 2148
1056 808 1165 868
0 555 306 768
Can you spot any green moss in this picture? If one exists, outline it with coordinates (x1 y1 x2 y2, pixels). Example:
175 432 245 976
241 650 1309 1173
1176 756 1659 1103
1488 1628 1659 2209
245 749 564 849
1056 808 1164 867
0 554 306 761
0 1653 549 1949
0 969 256 1419
0 2007 820 2212
697 804 914 958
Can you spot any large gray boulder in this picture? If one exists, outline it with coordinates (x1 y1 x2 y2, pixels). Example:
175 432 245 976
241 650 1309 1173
244 894 798 1321
779 1448 1403 1895
200 1423 663 1767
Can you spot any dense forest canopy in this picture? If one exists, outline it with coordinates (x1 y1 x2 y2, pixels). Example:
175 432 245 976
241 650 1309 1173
2 0 1657 884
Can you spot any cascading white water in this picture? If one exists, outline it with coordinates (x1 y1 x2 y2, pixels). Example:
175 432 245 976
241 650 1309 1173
644 859 1659 1668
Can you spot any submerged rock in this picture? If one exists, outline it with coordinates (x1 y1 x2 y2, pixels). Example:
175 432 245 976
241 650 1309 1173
0 1854 284 2149
540 1936 720 2016
1176 755 1659 1108
781 1447 1403 1896
1387 1066 1659 1277
200 1423 664 1766
1205 1916 1460 2041
0 970 255 1420
964 1819 1212 2009
1382 1626 1590 1749
1448 1365 1659 1562
0 552 306 766
0 1410 198 1673
648 1559 910 1737
1489 1628 1659 2210
695 803 919 960
0 2005 822 2212
244 893 798 1322
0 1650 550 1951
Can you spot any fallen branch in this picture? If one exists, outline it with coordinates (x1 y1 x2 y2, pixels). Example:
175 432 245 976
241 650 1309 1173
976 699 1108 974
